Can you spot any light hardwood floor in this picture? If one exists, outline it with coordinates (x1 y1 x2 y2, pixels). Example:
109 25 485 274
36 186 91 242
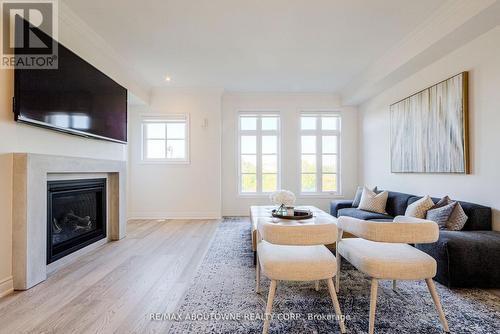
0 219 219 334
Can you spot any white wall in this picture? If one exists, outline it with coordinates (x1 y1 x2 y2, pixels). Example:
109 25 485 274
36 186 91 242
222 93 358 216
0 8 149 296
359 26 500 231
128 89 222 219
128 91 359 219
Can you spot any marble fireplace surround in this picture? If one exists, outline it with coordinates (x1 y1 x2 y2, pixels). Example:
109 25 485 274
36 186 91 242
12 153 127 290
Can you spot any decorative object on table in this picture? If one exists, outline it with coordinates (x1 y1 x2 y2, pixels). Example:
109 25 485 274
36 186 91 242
271 208 313 220
390 72 469 174
269 190 296 215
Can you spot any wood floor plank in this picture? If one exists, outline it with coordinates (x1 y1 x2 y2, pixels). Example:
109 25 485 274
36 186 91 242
128 221 220 334
0 219 220 334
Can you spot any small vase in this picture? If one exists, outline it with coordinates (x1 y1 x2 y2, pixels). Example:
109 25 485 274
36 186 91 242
276 204 287 215
286 207 294 216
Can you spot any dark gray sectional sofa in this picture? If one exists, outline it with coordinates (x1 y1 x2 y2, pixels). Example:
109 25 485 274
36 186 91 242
331 191 500 288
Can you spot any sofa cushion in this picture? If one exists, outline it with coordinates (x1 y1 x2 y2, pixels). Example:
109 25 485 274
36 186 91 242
429 196 449 210
383 191 416 217
426 202 457 229
330 200 354 218
405 195 434 218
436 196 468 231
352 186 378 207
409 196 492 230
352 186 364 208
447 202 468 231
338 208 393 221
358 187 389 214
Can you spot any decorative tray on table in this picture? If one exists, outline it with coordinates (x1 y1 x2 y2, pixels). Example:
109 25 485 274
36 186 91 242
271 209 313 220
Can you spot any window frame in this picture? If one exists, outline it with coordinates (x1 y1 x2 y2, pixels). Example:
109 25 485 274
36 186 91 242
237 111 281 196
299 111 342 196
141 114 190 164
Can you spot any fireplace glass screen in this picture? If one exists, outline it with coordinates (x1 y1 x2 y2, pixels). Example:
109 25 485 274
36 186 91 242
47 178 106 263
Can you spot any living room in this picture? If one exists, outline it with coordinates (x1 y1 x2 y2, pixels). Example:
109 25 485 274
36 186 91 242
0 0 499 333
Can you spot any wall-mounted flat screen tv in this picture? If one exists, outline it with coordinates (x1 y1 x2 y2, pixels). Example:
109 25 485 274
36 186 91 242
13 19 127 143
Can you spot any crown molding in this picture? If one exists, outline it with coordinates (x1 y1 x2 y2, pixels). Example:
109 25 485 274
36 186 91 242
58 2 151 104
341 0 500 106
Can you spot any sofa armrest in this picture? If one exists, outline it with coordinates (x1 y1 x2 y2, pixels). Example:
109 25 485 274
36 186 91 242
415 238 451 287
330 200 354 217
416 230 500 288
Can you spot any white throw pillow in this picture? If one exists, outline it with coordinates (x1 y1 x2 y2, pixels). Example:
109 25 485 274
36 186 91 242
405 195 434 219
358 187 389 214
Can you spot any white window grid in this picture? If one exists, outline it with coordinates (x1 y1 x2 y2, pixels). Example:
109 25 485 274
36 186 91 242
299 112 341 195
141 114 190 164
238 111 281 195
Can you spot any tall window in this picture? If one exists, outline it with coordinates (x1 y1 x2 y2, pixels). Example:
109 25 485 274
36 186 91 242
239 112 280 194
142 115 189 163
300 113 341 194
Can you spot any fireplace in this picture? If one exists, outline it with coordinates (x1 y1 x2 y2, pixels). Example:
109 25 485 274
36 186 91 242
47 178 107 264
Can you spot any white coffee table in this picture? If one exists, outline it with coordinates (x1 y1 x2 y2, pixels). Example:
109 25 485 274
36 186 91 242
249 205 337 263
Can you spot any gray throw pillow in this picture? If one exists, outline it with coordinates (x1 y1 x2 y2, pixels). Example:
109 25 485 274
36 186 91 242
432 196 468 230
429 196 450 210
426 202 457 229
445 200 468 231
353 186 378 208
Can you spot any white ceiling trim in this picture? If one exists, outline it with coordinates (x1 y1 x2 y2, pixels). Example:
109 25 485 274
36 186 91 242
58 2 151 104
341 0 500 105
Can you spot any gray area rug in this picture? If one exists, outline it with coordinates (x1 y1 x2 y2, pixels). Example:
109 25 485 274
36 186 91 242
168 218 500 333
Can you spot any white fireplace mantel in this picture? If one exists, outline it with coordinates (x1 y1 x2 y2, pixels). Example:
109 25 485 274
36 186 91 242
12 153 127 290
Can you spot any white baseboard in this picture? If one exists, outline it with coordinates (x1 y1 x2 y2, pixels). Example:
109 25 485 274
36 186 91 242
0 276 14 298
128 211 222 220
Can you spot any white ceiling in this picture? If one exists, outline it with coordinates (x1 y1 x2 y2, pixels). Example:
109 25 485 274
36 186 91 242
62 0 446 92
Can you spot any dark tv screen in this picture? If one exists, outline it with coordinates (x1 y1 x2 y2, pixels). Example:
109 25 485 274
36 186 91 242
14 28 127 143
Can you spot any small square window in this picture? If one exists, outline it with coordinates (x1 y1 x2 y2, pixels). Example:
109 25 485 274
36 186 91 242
142 116 189 163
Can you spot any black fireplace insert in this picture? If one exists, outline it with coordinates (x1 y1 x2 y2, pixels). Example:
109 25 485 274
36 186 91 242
47 178 107 264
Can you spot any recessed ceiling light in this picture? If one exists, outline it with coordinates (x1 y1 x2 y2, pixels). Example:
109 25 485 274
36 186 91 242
165 76 172 82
